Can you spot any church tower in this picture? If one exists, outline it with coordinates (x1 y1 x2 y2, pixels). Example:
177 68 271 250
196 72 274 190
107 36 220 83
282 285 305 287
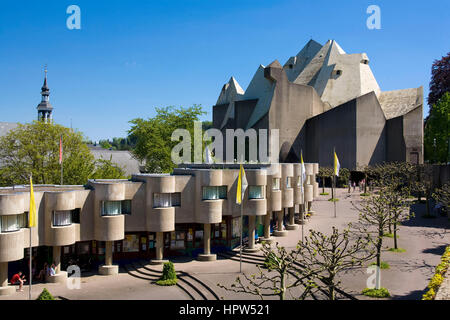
37 66 53 123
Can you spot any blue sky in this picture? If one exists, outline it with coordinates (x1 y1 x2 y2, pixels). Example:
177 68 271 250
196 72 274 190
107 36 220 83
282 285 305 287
0 0 449 142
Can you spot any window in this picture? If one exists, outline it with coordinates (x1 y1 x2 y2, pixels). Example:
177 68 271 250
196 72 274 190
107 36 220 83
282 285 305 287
122 200 132 214
286 177 292 188
72 208 80 223
101 201 122 216
0 213 27 233
171 193 181 207
248 186 264 199
153 193 171 208
53 210 72 226
272 178 280 190
202 186 227 200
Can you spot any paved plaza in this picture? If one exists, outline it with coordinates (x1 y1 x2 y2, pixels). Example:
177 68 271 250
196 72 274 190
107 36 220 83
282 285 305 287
1 188 449 300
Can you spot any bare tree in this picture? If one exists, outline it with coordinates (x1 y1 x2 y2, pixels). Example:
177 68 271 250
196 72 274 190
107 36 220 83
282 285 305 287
217 243 317 300
292 226 374 300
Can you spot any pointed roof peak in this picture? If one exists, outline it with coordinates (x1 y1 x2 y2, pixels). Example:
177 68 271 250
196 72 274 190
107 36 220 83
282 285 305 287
267 60 283 69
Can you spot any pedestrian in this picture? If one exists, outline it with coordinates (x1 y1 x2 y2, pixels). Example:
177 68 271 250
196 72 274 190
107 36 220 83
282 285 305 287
10 271 26 292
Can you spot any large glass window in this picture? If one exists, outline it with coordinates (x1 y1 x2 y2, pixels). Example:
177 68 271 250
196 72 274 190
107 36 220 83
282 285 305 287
202 186 227 200
101 201 122 216
53 210 72 226
153 193 171 208
248 186 264 199
0 214 27 233
272 178 280 190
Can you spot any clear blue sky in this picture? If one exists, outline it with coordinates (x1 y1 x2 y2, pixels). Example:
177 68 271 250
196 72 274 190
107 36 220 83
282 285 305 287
1 0 448 142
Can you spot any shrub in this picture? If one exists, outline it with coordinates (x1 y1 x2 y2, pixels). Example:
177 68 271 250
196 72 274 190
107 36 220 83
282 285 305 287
362 287 390 298
37 288 55 300
156 261 177 286
422 246 450 300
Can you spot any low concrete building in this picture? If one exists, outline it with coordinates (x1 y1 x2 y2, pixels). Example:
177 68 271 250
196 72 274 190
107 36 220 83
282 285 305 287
213 39 424 168
0 163 318 295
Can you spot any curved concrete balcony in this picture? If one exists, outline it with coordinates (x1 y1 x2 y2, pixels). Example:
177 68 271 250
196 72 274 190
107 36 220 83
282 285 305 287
246 170 267 186
270 190 282 212
147 207 175 232
150 175 176 193
0 193 25 215
0 230 24 262
45 191 76 212
95 215 125 241
304 184 313 203
244 198 267 216
313 182 319 198
47 225 76 246
293 186 304 204
313 163 319 175
196 199 223 224
199 170 222 187
293 164 301 177
269 163 282 179
282 188 294 208
305 163 314 176
94 183 126 201
281 164 294 191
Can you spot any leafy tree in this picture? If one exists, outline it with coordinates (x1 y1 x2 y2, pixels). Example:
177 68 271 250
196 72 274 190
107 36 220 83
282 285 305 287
411 164 435 216
99 139 113 150
293 226 373 300
353 192 393 269
217 243 317 300
433 183 450 215
91 157 127 180
428 52 450 107
0 121 127 186
0 121 95 185
337 168 350 190
128 105 205 173
318 167 333 194
424 93 450 163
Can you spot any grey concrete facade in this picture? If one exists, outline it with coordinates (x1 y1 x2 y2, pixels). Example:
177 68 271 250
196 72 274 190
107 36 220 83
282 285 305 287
212 39 424 168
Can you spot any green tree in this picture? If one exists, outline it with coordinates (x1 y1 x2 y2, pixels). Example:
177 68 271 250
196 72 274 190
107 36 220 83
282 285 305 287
91 157 127 180
99 139 113 149
318 167 333 194
424 92 450 163
128 105 205 173
0 121 126 186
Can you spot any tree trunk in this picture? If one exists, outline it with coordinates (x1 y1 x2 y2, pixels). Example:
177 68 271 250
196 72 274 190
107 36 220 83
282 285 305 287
322 177 325 193
377 230 383 268
393 221 398 249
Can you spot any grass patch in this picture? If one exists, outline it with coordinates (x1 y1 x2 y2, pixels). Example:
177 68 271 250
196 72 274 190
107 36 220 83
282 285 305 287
388 248 406 253
383 233 398 238
320 192 329 196
156 279 178 286
362 287 390 298
328 198 339 202
360 193 371 197
369 261 390 269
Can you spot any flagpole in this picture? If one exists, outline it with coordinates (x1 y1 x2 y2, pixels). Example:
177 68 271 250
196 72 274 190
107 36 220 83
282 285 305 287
29 174 32 301
333 147 337 218
240 202 243 273
300 150 304 242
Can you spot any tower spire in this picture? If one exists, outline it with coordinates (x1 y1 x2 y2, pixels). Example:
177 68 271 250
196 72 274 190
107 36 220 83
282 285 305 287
37 65 53 123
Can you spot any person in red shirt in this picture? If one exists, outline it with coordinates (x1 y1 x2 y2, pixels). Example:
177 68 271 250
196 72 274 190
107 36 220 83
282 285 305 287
10 271 26 292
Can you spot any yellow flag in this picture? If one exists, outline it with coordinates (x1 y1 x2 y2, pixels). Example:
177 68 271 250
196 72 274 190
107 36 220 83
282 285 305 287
236 164 247 204
29 176 36 227
334 151 340 177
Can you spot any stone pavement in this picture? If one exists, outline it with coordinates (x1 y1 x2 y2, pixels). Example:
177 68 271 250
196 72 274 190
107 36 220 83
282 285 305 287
1 188 449 300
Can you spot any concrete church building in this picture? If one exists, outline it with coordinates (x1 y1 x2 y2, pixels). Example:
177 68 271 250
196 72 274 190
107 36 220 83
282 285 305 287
213 39 424 168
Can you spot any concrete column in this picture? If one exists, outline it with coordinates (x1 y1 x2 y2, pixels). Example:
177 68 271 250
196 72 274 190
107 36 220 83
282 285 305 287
105 241 113 266
286 207 299 230
259 212 274 244
198 224 216 261
47 245 68 283
273 210 288 237
0 262 14 295
203 223 211 255
155 232 164 261
0 262 8 287
99 240 119 275
53 246 61 273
